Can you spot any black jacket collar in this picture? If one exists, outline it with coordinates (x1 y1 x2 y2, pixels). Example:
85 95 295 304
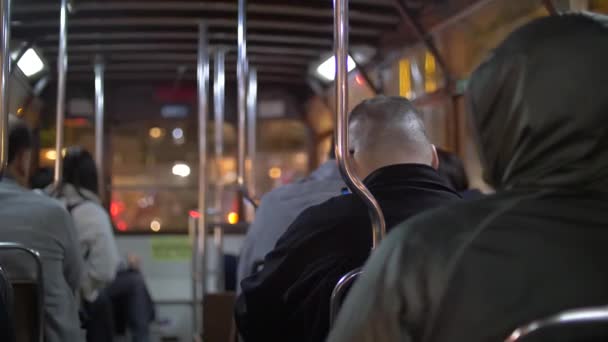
363 163 458 195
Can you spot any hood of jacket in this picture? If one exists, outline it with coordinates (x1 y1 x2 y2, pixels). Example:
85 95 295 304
467 13 608 191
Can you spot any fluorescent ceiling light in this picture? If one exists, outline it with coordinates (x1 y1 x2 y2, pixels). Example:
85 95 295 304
17 48 45 77
316 55 356 82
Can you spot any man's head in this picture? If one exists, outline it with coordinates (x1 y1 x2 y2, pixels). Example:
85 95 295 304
348 96 437 179
7 114 33 186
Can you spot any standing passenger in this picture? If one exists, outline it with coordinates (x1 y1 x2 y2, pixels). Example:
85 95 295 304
236 147 343 292
0 115 84 342
235 96 461 342
327 13 608 342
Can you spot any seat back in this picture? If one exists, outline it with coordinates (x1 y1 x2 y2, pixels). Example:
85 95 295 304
0 243 44 342
203 292 236 342
0 266 15 342
506 305 608 342
329 268 362 327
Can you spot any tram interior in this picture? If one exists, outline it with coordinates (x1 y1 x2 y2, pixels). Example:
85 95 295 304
3 0 608 341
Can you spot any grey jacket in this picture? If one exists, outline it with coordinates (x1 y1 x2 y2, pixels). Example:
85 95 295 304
0 177 85 342
55 184 120 302
236 161 344 292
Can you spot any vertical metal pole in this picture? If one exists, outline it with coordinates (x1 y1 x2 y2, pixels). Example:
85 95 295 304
246 67 257 197
213 48 226 291
237 0 247 190
189 215 200 340
53 0 69 187
196 21 209 340
94 55 104 197
0 0 10 177
333 0 385 246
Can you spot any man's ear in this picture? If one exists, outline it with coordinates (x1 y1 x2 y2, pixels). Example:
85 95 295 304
431 145 439 170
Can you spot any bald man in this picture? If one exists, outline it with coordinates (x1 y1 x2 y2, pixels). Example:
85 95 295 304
235 96 461 342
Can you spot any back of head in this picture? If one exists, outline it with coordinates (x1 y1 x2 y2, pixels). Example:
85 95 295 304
349 96 433 178
6 115 33 185
467 13 608 191
62 147 99 195
437 148 468 192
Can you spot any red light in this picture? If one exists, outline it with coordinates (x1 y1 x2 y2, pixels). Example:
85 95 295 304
355 74 365 86
189 210 201 219
110 201 125 217
117 221 128 231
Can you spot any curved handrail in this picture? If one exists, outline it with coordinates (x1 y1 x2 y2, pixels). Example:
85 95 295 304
0 242 45 342
333 0 386 249
0 0 10 179
329 268 361 325
506 305 608 342
329 0 387 327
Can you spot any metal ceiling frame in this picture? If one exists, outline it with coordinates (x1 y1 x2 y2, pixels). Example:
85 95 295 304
13 17 383 37
13 2 399 25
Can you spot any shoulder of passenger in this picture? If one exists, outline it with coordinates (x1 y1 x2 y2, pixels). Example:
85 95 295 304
387 194 512 253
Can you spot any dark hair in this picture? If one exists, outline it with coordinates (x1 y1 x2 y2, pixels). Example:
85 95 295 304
437 148 469 192
8 115 33 164
327 132 336 160
30 167 53 189
63 147 99 195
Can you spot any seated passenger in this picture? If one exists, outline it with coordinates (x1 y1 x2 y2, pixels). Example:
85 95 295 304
436 148 482 199
327 13 608 342
52 147 155 342
235 96 461 342
53 147 121 342
236 147 343 291
0 115 84 341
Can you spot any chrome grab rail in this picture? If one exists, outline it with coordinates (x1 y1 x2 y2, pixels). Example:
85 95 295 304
93 55 105 198
329 268 361 325
329 0 386 327
236 0 247 192
246 67 258 199
506 305 608 341
0 0 10 178
237 0 259 211
213 48 226 291
53 0 69 187
194 21 210 341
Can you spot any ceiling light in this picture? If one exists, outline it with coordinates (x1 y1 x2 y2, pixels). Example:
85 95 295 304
316 55 355 82
17 48 45 77
172 163 191 177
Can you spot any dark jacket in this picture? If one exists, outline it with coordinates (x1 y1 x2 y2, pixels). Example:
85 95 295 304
235 164 460 342
327 13 608 342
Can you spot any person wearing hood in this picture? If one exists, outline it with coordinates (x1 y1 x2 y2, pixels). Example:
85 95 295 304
327 13 608 342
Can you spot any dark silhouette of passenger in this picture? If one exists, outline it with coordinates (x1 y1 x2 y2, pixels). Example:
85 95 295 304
436 148 482 199
0 115 84 341
235 96 461 342
328 13 608 342
236 147 343 292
